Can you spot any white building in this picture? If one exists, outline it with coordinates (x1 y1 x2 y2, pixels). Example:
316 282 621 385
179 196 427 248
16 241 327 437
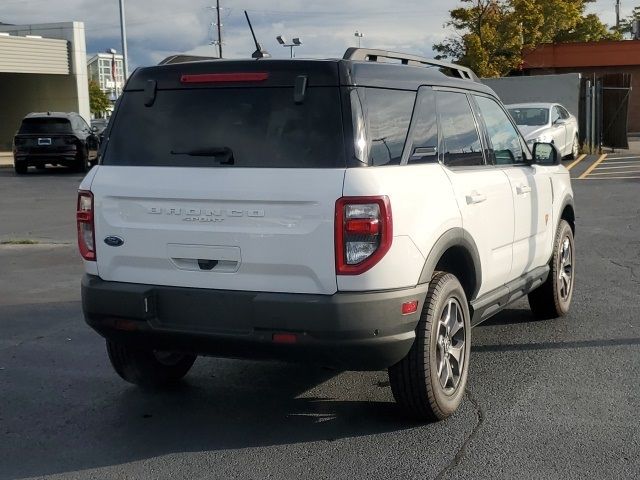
0 21 90 149
87 52 125 99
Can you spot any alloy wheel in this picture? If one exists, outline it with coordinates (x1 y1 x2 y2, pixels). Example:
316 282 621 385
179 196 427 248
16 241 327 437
558 237 573 301
436 298 466 394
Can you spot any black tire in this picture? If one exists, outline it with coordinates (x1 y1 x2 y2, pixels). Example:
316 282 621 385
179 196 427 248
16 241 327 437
106 340 197 388
388 271 471 421
528 219 575 319
567 135 579 160
14 160 28 174
75 148 89 173
36 164 46 170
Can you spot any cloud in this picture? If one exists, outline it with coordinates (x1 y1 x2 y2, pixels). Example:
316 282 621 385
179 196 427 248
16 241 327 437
0 0 627 70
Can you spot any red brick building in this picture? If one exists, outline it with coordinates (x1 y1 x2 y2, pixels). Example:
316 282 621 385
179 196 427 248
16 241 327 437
521 40 640 133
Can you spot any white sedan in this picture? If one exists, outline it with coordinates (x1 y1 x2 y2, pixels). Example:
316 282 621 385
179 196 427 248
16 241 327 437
507 103 579 159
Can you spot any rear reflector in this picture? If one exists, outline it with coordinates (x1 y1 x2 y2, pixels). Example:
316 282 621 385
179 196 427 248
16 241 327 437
180 72 269 84
272 333 298 344
401 301 419 315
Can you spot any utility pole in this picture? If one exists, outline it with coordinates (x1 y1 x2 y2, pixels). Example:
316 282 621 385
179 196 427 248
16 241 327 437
616 0 621 29
216 0 222 58
118 0 129 79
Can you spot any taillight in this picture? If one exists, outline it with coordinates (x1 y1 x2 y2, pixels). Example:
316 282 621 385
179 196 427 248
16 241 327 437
64 137 77 145
77 190 96 261
335 196 392 275
180 72 269 84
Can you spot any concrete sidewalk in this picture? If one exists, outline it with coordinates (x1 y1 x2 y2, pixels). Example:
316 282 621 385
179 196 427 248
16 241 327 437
0 152 13 168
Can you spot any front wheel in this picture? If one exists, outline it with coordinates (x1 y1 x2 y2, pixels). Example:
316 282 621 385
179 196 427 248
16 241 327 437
388 271 471 421
528 219 575 319
106 340 197 388
568 135 579 160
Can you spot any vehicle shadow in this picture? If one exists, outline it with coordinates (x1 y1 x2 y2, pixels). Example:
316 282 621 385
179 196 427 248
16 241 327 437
18 166 86 176
2 345 422 479
476 307 545 327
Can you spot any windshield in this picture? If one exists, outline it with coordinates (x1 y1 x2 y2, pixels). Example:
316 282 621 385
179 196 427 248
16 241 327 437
103 87 346 168
507 107 549 126
19 118 72 134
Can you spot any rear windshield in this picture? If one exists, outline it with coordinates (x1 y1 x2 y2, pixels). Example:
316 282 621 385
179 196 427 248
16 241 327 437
19 118 72 134
507 107 549 126
103 87 346 168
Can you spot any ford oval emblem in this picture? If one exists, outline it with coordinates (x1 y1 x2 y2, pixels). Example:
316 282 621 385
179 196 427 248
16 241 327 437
104 236 124 247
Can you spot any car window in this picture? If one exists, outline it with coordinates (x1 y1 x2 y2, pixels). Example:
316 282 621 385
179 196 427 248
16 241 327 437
551 107 561 124
103 87 346 168
436 91 484 167
559 106 570 119
474 96 524 165
405 88 438 164
18 118 73 134
362 88 415 166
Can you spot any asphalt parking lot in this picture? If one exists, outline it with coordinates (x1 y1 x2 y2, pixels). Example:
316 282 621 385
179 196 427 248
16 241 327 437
0 161 638 480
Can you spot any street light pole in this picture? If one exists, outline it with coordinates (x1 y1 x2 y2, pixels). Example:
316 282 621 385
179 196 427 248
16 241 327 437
118 0 129 79
354 30 363 47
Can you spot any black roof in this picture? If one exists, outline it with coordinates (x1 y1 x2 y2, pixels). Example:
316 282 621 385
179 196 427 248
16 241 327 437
125 48 496 98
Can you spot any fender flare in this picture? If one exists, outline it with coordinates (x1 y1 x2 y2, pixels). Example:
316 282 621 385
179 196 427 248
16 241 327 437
418 227 482 300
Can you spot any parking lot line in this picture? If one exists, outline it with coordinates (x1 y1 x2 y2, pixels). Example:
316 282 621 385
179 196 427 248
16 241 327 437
581 176 640 180
605 155 640 160
566 153 587 170
588 170 640 176
578 153 607 179
593 164 640 170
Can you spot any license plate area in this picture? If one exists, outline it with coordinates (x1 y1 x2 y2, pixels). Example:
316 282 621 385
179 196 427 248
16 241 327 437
38 138 52 146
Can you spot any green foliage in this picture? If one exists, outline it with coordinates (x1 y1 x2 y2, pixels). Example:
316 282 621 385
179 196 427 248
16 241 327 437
616 6 640 36
433 0 621 78
88 80 111 116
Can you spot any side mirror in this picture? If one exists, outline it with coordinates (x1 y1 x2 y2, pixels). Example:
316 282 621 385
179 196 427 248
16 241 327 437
553 118 566 125
91 125 99 133
532 142 561 165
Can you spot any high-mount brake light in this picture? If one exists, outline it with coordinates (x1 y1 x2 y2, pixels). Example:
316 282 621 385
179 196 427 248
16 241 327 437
335 196 392 275
77 190 96 261
180 72 269 84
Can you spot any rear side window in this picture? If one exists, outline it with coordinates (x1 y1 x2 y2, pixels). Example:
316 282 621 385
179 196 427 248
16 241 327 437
362 88 415 166
436 91 484 167
405 88 438 164
103 87 345 168
19 118 72 134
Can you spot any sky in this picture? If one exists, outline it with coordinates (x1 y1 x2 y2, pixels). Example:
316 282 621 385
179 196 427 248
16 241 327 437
0 0 633 70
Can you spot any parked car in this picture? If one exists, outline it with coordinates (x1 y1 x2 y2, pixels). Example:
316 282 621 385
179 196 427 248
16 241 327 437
13 112 99 174
78 49 575 421
90 118 109 136
507 103 579 159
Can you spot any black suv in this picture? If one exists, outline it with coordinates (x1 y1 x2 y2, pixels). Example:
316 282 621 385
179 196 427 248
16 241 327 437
13 112 99 174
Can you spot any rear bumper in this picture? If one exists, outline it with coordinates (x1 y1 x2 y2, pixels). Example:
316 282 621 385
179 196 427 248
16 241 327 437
82 274 428 370
14 151 78 163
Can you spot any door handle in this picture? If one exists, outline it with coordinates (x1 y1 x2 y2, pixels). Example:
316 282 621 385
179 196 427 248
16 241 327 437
516 184 532 195
466 192 487 205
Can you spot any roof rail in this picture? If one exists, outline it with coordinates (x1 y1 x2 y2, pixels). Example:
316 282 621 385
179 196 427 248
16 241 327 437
343 48 479 82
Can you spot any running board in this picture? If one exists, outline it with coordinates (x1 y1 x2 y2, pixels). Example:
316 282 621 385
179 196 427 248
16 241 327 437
470 265 550 326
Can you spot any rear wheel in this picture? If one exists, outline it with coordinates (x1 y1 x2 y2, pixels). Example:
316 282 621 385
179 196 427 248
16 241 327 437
36 164 46 171
14 160 28 174
528 219 575 319
388 271 471 421
106 340 197 387
75 148 89 173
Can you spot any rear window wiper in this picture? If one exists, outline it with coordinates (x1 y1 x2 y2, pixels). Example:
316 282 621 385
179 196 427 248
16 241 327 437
170 146 234 164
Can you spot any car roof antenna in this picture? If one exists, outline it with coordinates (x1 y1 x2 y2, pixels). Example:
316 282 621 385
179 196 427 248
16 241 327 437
244 10 270 59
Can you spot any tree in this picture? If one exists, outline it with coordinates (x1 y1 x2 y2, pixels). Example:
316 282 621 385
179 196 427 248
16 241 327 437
616 6 640 37
89 80 111 117
434 0 620 78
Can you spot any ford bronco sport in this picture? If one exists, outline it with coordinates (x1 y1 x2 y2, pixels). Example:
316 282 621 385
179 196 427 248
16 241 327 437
78 49 575 421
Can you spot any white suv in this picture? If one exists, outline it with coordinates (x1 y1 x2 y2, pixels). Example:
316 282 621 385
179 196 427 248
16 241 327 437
78 49 575 421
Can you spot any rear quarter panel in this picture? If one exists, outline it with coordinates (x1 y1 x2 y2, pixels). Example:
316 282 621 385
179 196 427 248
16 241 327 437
339 163 461 291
